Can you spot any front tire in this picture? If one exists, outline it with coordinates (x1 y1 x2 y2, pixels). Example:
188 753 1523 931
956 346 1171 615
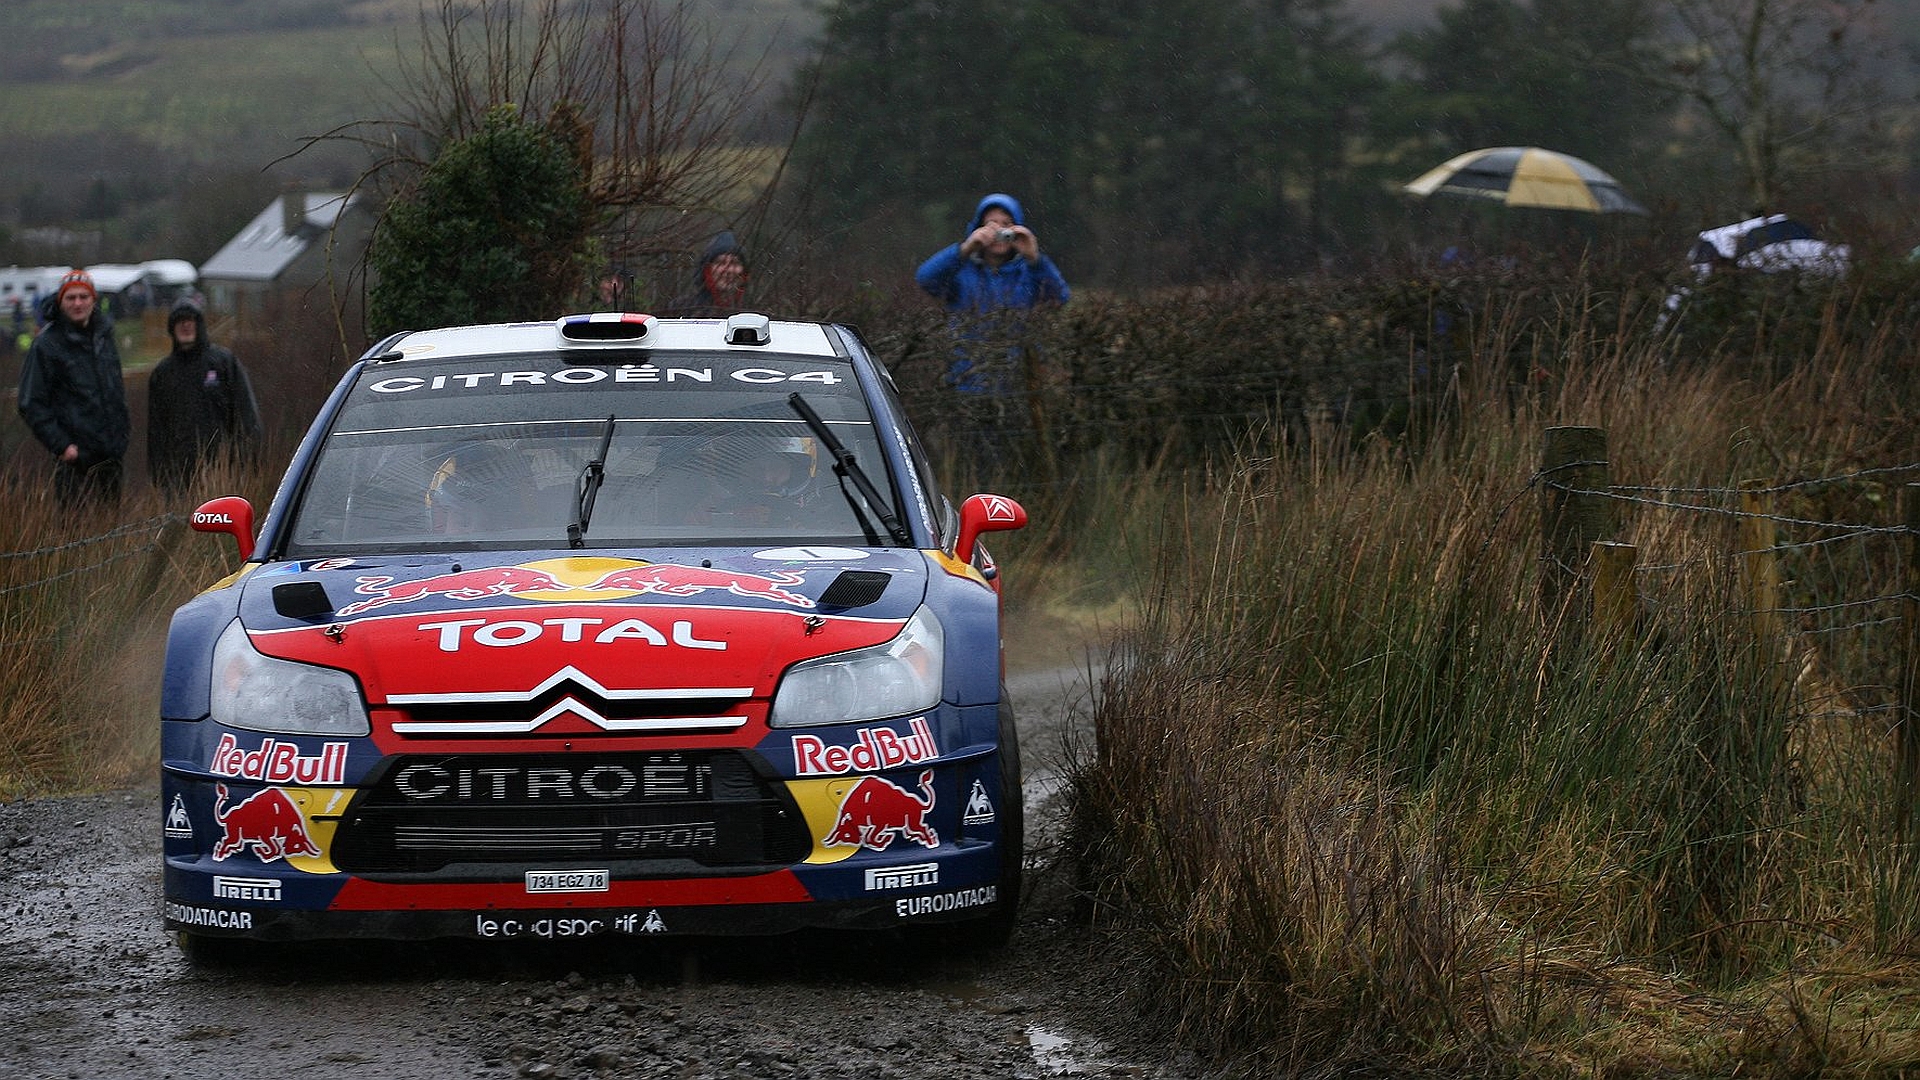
175 931 253 969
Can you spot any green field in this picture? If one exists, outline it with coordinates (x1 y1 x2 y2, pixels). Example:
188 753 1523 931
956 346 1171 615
0 0 818 239
3 25 402 151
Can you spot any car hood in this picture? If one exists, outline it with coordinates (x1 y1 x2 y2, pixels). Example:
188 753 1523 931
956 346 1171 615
234 549 929 702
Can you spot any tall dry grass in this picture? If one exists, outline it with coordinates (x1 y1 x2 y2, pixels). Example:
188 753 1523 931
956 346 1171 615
0 295 360 799
6 265 1920 1074
1067 273 1920 1074
0 455 275 800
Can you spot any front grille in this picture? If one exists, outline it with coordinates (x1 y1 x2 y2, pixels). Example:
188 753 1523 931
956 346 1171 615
384 685 754 737
392 694 747 729
330 751 810 874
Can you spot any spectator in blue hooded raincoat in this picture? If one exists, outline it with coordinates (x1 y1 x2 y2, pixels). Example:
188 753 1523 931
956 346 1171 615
915 193 1069 393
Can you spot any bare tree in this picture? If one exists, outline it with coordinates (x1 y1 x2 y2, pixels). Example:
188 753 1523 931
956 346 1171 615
1653 0 1895 211
317 0 782 305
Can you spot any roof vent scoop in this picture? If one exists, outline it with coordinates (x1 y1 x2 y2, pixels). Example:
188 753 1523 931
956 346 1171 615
725 312 772 346
558 313 652 341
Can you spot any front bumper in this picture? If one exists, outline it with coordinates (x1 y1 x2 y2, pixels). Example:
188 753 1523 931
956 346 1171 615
162 861 1006 942
160 718 1014 942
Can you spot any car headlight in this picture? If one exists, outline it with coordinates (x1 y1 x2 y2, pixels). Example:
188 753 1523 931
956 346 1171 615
210 620 370 736
770 608 944 728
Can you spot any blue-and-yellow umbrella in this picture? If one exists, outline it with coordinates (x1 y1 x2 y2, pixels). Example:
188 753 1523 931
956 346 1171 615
1405 146 1648 215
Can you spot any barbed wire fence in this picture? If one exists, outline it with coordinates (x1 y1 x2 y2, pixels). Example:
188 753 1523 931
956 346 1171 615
0 514 183 593
0 513 184 646
1533 425 1920 822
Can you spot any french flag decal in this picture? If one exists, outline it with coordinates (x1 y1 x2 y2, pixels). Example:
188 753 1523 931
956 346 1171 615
559 312 654 340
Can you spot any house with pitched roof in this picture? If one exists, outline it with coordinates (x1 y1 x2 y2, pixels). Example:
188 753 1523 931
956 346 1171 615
198 191 374 329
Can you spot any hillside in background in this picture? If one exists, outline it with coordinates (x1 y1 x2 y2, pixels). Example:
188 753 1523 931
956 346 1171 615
0 0 822 263
2 0 1479 263
6 2 418 244
3 0 1912 269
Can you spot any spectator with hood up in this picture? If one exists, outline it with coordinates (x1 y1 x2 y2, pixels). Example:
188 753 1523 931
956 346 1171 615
147 298 262 493
17 269 130 505
666 231 750 317
915 192 1069 393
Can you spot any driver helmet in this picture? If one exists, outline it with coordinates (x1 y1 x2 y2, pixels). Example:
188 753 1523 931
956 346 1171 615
757 436 818 500
704 434 817 501
425 440 529 532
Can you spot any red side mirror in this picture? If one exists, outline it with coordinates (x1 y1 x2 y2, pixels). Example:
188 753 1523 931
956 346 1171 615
192 496 256 561
953 493 1027 564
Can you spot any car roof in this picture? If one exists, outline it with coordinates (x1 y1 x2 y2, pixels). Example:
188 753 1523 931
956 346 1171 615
366 314 845 364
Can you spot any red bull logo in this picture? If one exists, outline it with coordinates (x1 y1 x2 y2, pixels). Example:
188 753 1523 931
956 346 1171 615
583 563 812 608
793 718 938 776
210 734 348 785
336 559 813 616
824 771 939 851
338 565 572 616
211 784 323 863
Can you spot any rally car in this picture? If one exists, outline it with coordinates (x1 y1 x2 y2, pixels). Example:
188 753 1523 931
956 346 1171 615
162 312 1027 952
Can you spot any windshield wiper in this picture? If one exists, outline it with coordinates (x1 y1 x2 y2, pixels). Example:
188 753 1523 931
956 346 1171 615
787 392 912 547
567 414 616 549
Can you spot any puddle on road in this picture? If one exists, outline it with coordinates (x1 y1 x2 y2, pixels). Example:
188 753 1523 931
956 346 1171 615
1025 1023 1136 1076
935 980 1135 1076
1027 1025 1078 1072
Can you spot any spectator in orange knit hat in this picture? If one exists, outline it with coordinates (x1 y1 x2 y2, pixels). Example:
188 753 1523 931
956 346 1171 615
16 269 130 505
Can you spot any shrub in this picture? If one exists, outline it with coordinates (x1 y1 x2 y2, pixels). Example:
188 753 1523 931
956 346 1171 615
367 103 594 335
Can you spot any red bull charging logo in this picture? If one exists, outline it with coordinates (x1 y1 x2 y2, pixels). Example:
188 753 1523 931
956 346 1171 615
337 558 812 616
824 771 939 851
211 783 323 863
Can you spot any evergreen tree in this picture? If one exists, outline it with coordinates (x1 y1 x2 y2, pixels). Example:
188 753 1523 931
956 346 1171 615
1528 0 1669 167
792 0 1383 282
367 104 593 335
1387 0 1539 151
1387 0 1667 172
1251 0 1385 263
1073 0 1257 279
792 0 1021 220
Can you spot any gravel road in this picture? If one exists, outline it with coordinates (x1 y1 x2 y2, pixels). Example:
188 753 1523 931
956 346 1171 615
0 644 1220 1080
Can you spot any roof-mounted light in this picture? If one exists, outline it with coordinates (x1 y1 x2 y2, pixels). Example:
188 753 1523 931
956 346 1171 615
725 312 772 346
558 312 654 342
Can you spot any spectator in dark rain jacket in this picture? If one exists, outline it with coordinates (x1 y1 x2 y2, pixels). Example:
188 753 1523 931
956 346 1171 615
147 299 262 494
914 192 1069 393
17 269 130 505
665 231 750 317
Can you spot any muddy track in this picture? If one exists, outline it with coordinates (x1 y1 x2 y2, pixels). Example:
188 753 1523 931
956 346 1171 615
0 657 1222 1080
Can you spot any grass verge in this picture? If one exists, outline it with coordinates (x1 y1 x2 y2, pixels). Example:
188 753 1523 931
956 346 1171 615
1066 289 1920 1074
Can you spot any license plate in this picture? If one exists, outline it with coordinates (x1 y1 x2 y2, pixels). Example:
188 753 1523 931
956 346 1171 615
525 869 610 893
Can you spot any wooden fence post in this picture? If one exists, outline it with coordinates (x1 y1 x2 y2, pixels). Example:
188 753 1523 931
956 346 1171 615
1738 479 1788 717
1901 485 1920 831
1590 540 1638 647
1740 480 1782 651
1540 427 1611 617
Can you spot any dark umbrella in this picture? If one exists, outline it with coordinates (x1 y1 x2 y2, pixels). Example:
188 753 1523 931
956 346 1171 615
1688 214 1849 276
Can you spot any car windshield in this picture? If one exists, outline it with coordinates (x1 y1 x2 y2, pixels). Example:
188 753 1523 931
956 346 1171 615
282 350 895 555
